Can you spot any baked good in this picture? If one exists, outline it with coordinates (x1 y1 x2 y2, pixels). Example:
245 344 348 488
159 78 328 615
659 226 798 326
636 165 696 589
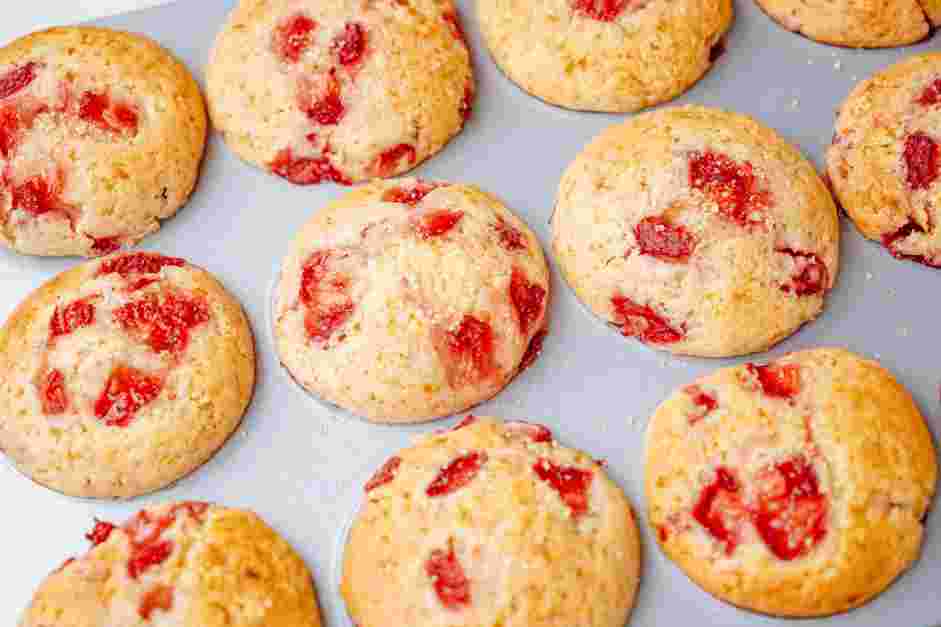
207 0 474 185
646 348 938 616
754 0 936 48
342 416 641 627
0 252 255 498
828 53 941 267
476 0 732 112
0 27 207 257
274 179 549 422
20 502 322 627
552 105 839 358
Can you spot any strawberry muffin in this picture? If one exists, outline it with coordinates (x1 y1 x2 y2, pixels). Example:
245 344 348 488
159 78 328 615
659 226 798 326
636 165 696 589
342 416 641 627
274 179 549 423
0 27 207 257
646 348 937 616
552 106 839 358
754 0 936 48
476 0 732 112
828 53 941 267
207 0 474 185
20 503 322 627
0 252 255 498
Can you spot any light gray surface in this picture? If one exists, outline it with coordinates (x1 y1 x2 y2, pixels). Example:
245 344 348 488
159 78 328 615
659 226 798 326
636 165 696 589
2 1 940 625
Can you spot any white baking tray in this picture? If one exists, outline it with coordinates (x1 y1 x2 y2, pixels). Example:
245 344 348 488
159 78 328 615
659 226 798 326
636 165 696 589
2 1 940 625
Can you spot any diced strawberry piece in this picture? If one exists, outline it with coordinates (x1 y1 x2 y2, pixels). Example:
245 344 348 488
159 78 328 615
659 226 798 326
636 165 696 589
78 91 138 134
533 459 594 518
426 451 487 497
442 11 465 40
298 250 355 343
365 456 402 492
138 584 174 620
273 13 317 63
0 62 38 100
270 148 352 186
777 248 828 296
634 216 696 261
299 70 345 126
685 384 717 425
692 467 746 555
746 362 801 399
505 420 553 443
425 539 470 610
689 150 770 227
123 509 175 547
494 216 526 251
40 369 69 415
460 82 473 123
127 540 173 579
509 267 546 335
917 78 941 106
610 294 684 344
903 132 940 191
752 456 828 560
85 519 116 546
11 175 65 217
93 365 163 427
0 106 20 158
570 0 631 21
415 209 463 239
374 143 417 177
443 315 497 385
97 252 185 278
89 236 122 256
881 219 940 267
113 291 210 355
381 180 441 205
518 329 547 372
49 298 95 342
333 23 367 67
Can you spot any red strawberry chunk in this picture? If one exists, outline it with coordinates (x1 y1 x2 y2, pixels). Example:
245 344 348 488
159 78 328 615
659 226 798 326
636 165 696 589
0 106 20 158
270 148 351 186
778 248 829 296
93 365 163 427
685 384 718 425
746 362 801 399
881 219 939 266
692 467 746 555
0 62 38 100
97 252 185 278
753 456 828 560
333 23 367 67
78 91 138 134
460 83 474 123
299 70 345 126
518 329 547 372
138 584 174 620
49 298 95 342
689 150 770 227
89 236 122 256
127 541 173 579
374 143 417 177
426 452 487 497
917 78 941 106
442 11 465 40
381 180 441 205
40 369 69 415
505 420 553 443
11 175 67 217
85 519 116 546
365 456 402 492
274 14 317 63
611 295 684 344
425 540 470 610
571 0 631 20
298 250 355 343
494 216 526 251
903 132 940 191
509 267 546 335
415 209 463 239
533 459 594 518
634 216 696 261
444 315 497 386
113 291 210 355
